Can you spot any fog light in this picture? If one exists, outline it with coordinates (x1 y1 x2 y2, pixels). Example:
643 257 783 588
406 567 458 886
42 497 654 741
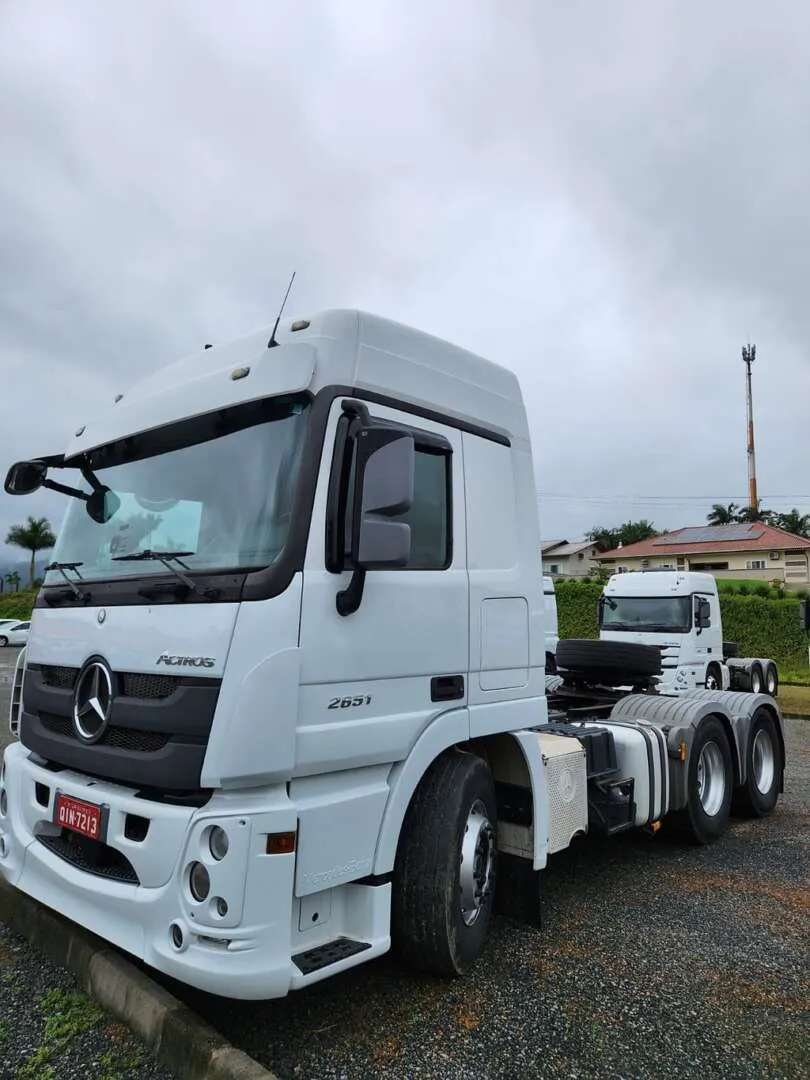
208 825 229 861
0 835 7 858
170 923 184 950
188 861 210 902
0 789 7 817
213 896 228 918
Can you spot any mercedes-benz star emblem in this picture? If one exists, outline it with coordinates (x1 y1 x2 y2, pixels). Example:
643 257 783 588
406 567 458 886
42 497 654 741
72 660 114 743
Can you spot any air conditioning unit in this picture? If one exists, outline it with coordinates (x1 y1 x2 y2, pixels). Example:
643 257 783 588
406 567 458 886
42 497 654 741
769 551 779 560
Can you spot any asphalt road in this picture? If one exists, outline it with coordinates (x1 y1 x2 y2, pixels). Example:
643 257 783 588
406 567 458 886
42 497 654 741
1 649 808 1079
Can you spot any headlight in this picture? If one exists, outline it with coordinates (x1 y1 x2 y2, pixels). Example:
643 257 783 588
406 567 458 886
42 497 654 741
208 825 229 861
188 861 210 902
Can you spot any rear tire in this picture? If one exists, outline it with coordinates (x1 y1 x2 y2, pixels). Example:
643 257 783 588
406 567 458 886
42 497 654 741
749 662 764 695
392 750 498 976
669 716 733 845
764 662 779 698
732 707 782 818
0 636 7 648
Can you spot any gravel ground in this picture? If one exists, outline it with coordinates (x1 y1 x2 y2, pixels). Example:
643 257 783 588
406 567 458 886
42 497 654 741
173 717 809 1080
2 649 808 1079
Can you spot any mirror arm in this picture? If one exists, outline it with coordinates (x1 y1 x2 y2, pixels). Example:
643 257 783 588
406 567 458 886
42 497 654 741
336 568 366 617
42 478 89 502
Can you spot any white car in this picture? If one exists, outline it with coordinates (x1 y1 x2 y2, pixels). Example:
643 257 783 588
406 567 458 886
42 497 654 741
0 620 30 647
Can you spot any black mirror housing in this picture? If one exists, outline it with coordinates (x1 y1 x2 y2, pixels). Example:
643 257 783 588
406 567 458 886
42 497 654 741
4 460 48 495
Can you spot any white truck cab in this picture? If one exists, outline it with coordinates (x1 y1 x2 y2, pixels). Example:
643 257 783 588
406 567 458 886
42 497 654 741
0 310 786 1001
598 570 779 696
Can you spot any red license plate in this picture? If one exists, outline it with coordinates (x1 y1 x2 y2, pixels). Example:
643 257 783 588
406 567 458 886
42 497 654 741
54 793 104 841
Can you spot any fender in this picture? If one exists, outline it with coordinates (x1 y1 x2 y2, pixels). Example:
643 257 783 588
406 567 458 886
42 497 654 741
372 707 469 874
372 717 551 876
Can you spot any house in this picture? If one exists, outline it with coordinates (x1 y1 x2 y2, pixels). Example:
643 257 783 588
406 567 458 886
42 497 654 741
541 539 601 579
594 522 810 585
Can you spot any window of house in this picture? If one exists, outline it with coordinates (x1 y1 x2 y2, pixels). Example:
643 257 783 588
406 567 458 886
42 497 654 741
549 563 559 574
746 559 766 570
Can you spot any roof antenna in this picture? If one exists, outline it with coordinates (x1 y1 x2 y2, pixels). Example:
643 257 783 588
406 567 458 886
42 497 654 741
267 271 296 348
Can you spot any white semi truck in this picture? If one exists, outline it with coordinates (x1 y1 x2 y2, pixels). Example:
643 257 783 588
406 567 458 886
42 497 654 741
0 310 786 1000
552 569 779 696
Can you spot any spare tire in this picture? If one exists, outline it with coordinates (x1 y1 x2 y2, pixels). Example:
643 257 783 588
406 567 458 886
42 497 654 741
556 638 662 679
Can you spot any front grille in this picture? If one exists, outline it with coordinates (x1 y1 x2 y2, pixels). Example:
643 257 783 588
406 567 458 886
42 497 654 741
42 665 78 690
38 832 140 885
40 666 179 700
121 672 179 699
40 713 171 753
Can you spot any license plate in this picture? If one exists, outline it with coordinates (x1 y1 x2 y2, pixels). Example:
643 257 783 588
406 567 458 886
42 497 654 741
54 793 106 842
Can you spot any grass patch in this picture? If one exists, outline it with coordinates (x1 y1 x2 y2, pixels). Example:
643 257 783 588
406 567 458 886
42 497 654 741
17 987 105 1079
777 683 810 717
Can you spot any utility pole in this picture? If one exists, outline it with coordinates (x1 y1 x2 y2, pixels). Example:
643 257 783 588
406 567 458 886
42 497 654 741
742 343 758 512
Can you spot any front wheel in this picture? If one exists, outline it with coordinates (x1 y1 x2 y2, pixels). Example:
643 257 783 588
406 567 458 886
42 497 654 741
669 716 733 845
705 663 722 690
732 707 782 818
0 636 7 648
392 750 498 976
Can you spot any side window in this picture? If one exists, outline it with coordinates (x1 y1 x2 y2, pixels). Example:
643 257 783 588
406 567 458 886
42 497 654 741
328 414 452 571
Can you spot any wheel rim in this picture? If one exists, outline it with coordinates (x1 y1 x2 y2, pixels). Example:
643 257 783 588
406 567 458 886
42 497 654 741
706 670 719 690
766 668 777 695
696 741 726 817
459 798 495 927
752 728 776 795
751 669 762 693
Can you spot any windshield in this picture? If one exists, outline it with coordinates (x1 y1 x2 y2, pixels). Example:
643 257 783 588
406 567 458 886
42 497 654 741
46 394 310 584
600 595 692 633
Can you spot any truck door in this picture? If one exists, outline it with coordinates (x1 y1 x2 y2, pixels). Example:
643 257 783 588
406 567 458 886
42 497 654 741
296 396 469 777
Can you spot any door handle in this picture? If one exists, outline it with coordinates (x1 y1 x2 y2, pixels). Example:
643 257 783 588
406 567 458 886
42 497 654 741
431 675 465 702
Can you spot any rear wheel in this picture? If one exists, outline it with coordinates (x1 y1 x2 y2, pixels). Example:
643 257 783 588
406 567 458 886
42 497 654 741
0 636 7 648
764 662 779 697
392 750 498 976
749 662 764 694
732 708 782 817
670 716 733 844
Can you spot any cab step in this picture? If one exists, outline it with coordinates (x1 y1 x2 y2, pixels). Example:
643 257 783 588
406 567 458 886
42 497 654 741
292 937 372 975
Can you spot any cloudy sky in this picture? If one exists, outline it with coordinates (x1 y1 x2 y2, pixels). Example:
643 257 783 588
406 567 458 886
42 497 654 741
2 0 810 565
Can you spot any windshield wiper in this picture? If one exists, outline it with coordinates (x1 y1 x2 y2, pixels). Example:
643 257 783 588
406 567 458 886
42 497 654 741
44 561 87 600
112 550 198 593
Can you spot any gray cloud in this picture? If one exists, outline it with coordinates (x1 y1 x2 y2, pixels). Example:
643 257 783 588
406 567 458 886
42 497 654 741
2 0 809 566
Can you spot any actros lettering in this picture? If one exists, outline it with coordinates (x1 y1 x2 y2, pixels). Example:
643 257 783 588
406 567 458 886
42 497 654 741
156 654 216 668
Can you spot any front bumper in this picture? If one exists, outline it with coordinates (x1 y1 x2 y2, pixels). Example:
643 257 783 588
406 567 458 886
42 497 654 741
0 741 300 999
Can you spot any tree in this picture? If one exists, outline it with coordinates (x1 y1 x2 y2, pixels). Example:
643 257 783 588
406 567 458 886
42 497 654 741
736 502 774 525
5 516 57 590
774 509 810 539
587 520 659 553
707 502 739 526
5 570 20 593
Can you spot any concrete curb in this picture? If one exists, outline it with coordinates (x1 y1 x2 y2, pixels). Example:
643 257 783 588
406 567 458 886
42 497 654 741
0 878 277 1080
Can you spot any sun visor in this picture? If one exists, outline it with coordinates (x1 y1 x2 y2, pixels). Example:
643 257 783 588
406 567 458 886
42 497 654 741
63 342 317 458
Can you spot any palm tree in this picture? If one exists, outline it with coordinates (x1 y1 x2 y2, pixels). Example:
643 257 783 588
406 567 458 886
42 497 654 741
5 517 57 590
707 503 739 526
775 509 810 538
5 570 20 593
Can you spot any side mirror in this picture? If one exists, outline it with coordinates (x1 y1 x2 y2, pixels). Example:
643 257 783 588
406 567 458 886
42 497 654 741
352 429 415 570
695 598 711 629
4 460 47 495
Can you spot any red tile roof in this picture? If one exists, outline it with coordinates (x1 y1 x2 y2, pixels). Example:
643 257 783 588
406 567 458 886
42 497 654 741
595 522 810 560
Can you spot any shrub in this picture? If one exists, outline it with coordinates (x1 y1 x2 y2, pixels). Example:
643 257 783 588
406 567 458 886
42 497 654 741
0 592 36 621
554 579 603 639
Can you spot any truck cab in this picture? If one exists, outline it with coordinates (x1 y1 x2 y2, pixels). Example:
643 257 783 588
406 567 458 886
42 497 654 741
598 569 777 696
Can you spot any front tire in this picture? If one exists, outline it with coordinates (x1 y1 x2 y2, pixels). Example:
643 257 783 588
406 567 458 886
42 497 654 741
392 750 498 976
0 636 7 648
732 707 782 818
705 662 722 691
670 716 733 845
